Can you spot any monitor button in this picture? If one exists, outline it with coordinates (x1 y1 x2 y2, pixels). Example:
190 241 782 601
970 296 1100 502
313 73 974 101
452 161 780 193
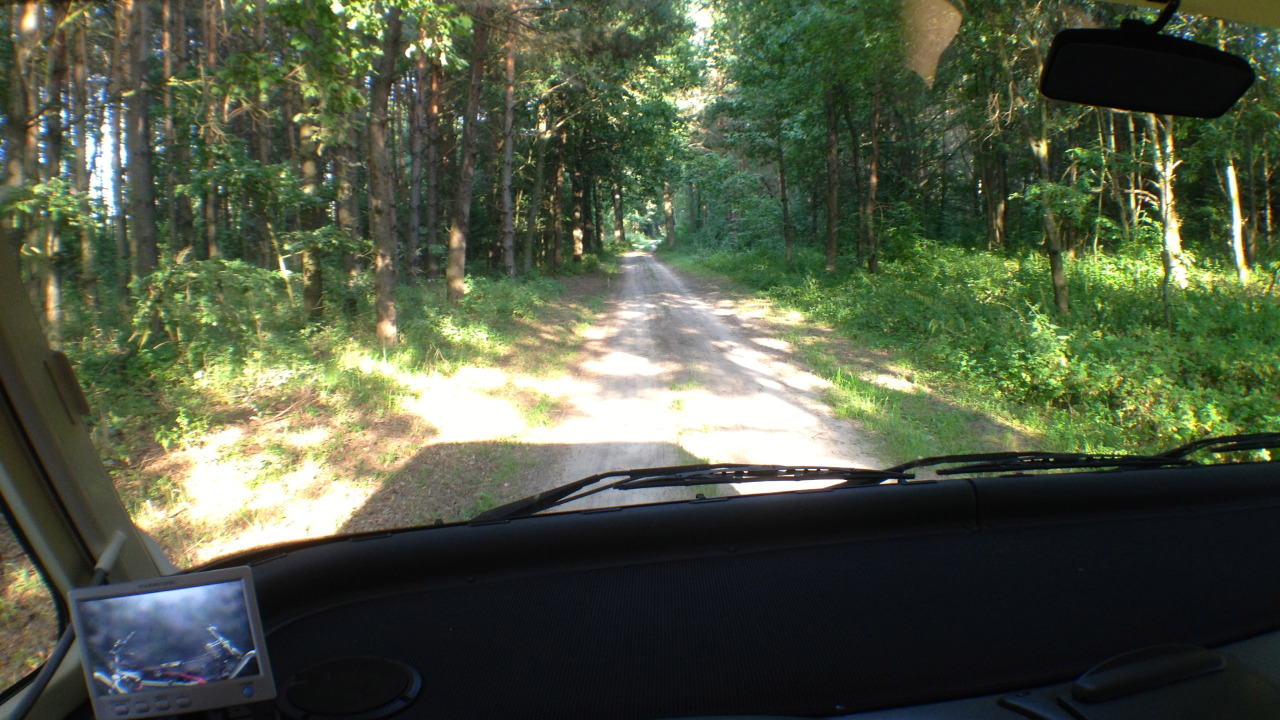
153 700 171 712
133 702 150 714
112 703 130 716
175 697 192 709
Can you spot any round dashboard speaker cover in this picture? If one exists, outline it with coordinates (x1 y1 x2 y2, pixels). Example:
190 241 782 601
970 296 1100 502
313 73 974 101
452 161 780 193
279 656 422 720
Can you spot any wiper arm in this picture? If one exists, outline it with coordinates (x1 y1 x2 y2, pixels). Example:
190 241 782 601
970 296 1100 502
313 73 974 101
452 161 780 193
613 464 908 489
469 434 1279 524
888 451 1194 476
888 431 1280 478
1158 432 1280 460
470 464 909 523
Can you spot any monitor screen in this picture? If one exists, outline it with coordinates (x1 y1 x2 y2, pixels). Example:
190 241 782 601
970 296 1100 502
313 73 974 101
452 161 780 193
70 566 276 719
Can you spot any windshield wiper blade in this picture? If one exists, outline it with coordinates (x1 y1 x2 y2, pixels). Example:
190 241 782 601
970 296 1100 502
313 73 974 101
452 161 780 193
1158 432 1280 460
470 464 909 523
887 432 1280 478
888 451 1194 477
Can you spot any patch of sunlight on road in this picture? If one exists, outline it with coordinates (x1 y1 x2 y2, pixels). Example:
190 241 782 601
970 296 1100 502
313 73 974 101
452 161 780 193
344 353 532 442
674 384 871 483
583 349 671 378
134 427 380 565
192 474 374 564
400 378 528 443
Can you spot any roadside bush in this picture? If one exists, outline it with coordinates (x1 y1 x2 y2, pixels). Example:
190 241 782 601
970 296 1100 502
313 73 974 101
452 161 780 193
132 259 292 367
68 269 569 454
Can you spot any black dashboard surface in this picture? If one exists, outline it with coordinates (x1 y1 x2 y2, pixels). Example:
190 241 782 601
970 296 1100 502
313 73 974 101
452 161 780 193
224 464 1280 720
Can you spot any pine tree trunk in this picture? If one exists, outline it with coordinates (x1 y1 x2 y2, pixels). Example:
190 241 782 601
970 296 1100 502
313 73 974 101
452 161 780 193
109 11 130 312
824 87 840 271
775 130 795 266
162 0 183 254
370 7 403 345
611 182 626 247
1246 149 1259 267
299 117 325 321
980 138 1009 250
662 181 676 248
1263 147 1274 251
548 133 565 270
201 0 221 261
335 144 361 317
408 50 427 278
446 2 491 303
425 57 443 279
1028 112 1069 314
500 9 518 277
865 88 881 274
125 0 158 283
523 104 551 273
43 2 69 346
571 163 586 262
590 177 602 253
2 2 40 259
72 17 97 312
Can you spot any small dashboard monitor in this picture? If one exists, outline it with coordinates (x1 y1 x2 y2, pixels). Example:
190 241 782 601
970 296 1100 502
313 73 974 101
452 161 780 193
69 566 276 719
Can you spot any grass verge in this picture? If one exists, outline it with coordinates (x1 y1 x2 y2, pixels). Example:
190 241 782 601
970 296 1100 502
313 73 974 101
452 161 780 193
668 244 1279 463
65 264 613 566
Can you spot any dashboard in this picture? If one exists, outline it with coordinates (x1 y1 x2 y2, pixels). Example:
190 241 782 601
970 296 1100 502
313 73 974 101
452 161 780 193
117 462 1280 720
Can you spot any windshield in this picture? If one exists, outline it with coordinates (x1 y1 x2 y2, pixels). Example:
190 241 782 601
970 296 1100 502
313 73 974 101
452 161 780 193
1 0 1277 571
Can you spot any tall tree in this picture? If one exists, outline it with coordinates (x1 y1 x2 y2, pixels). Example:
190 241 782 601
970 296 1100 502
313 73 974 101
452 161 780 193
408 43 427 277
200 0 221 260
71 13 96 311
369 6 403 346
298 116 325 321
662 180 676 248
823 86 840 271
124 0 158 284
499 3 519 277
41 2 69 344
425 54 443 278
3 3 40 260
446 2 491 303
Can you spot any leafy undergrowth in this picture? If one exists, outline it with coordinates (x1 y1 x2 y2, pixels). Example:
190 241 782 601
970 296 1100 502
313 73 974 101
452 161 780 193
670 244 1280 458
62 261 611 567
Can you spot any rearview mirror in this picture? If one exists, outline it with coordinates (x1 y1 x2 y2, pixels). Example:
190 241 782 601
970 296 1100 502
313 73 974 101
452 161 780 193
1040 28 1255 118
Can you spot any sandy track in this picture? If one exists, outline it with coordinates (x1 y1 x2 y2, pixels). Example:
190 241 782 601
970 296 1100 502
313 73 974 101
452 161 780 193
533 253 881 509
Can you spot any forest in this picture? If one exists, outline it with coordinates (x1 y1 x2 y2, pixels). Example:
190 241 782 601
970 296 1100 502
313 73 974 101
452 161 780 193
3 0 1280 503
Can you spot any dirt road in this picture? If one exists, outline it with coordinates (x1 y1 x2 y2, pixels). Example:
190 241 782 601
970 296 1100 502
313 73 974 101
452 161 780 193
531 253 881 509
148 252 887 560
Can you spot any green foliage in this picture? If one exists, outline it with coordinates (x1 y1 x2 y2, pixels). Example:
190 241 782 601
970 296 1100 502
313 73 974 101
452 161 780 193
5 178 96 229
458 276 554 320
69 270 570 460
132 259 290 365
679 243 1280 454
